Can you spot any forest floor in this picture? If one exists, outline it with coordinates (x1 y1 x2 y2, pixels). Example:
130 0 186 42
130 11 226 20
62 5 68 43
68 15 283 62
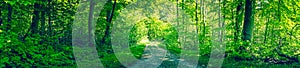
98 40 300 68
129 41 195 68
128 41 300 68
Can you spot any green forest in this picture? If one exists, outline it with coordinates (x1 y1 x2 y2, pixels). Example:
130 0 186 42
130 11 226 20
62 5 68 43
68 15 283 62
0 0 300 68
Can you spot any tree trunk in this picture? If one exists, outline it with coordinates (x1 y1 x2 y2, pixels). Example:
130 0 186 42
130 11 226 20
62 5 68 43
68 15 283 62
48 0 52 37
290 24 299 40
30 3 40 34
106 0 116 23
176 0 179 26
146 21 152 40
219 0 225 43
242 0 254 41
234 0 243 45
101 0 117 44
263 15 269 44
182 0 186 43
41 3 46 36
88 0 95 46
202 0 206 38
0 1 3 27
277 0 281 22
99 0 117 53
23 3 40 40
0 5 2 27
195 0 198 34
201 0 206 43
6 4 12 32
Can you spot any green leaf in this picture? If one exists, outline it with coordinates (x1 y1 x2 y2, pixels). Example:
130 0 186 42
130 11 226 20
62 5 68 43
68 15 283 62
12 56 21 61
5 1 17 5
2 57 9 63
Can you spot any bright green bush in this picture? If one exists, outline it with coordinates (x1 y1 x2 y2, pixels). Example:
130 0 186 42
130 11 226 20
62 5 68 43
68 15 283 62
0 32 75 67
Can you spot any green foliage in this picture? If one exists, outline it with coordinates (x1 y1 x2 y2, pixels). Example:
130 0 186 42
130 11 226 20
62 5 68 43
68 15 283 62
0 0 300 67
0 32 75 67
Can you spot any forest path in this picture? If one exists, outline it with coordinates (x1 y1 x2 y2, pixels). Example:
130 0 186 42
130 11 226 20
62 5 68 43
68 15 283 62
129 41 199 68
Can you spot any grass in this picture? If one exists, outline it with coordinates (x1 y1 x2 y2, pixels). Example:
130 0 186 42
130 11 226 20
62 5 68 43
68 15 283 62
94 44 300 68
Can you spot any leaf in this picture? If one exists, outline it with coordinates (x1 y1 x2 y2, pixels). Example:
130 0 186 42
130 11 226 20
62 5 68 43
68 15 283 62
7 40 11 43
5 1 17 5
2 57 9 63
12 56 21 61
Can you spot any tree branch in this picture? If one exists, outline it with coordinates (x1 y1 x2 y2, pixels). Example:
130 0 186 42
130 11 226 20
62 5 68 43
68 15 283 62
275 37 299 62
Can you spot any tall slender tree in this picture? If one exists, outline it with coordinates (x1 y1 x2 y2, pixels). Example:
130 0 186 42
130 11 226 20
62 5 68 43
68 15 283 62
6 4 12 32
0 5 2 27
88 0 95 46
0 1 3 27
242 0 254 42
30 3 41 34
48 0 52 37
202 0 206 38
235 0 243 45
195 0 199 34
40 0 46 36
101 0 117 45
23 2 41 40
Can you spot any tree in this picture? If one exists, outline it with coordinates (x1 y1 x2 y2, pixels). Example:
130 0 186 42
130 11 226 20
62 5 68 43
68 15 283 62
30 3 40 35
0 1 3 27
234 0 243 45
40 0 46 36
242 0 254 42
6 4 12 32
101 0 117 46
88 0 95 46
22 2 40 40
0 5 2 27
200 0 206 44
48 0 52 37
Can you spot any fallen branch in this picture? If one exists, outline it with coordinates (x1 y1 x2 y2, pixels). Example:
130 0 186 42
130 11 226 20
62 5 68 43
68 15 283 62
275 37 299 62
